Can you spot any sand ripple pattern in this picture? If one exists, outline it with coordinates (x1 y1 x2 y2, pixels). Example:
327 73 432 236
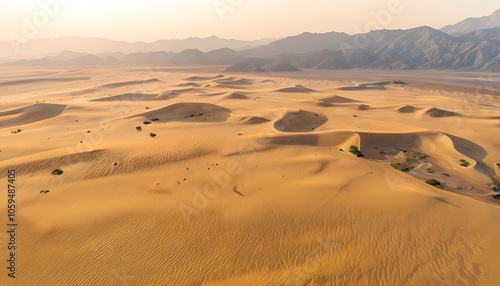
18 204 486 285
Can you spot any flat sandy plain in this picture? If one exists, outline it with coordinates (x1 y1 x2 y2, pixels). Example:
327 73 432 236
0 67 499 285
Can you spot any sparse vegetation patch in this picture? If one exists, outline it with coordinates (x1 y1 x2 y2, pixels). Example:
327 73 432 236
51 169 64 175
459 159 471 167
390 151 428 172
349 146 364 157
426 179 441 186
392 80 408 85
185 113 205 118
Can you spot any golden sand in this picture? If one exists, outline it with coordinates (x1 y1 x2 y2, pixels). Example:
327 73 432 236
0 67 499 285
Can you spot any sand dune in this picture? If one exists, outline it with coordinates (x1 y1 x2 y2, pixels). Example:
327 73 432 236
274 110 328 132
215 77 253 86
225 92 250 100
320 95 360 104
2 68 500 286
315 102 371 111
132 102 231 122
91 93 160 102
358 131 462 159
91 90 185 102
166 88 207 96
358 104 371 111
176 82 201 87
276 85 317 93
424 107 459 117
66 78 162 96
259 130 358 147
338 81 389 91
424 107 500 119
100 78 160 88
397 105 419 113
69 88 101 96
185 74 224 81
0 103 67 127
0 77 90 86
239 116 271 125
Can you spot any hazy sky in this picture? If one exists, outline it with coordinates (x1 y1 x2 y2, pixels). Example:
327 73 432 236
1 0 499 42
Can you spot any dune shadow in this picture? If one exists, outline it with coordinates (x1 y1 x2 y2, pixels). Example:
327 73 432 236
101 78 160 89
444 132 499 185
131 102 231 123
0 103 67 128
338 81 390 91
0 77 91 86
274 110 328 132
276 85 317 93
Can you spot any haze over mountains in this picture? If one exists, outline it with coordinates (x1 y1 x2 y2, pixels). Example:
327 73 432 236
2 9 499 71
0 36 275 59
440 9 500 36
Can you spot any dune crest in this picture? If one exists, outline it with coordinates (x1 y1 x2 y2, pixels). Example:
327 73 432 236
320 95 360 104
132 102 231 122
225 92 250 100
276 85 317 93
274 110 328 132
0 103 67 127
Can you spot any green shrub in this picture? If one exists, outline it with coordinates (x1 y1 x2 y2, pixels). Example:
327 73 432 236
143 121 152 125
136 126 142 132
349 146 364 157
392 80 408 85
391 162 413 172
51 169 64 175
11 129 22 134
151 118 160 122
426 179 441 186
149 133 157 138
185 113 205 118
459 159 470 167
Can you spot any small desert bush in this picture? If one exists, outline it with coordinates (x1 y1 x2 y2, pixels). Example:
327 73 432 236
51 169 64 175
459 159 470 167
426 179 441 186
392 80 408 85
349 146 364 157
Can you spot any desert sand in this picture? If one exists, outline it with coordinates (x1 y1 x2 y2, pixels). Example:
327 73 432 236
0 67 499 285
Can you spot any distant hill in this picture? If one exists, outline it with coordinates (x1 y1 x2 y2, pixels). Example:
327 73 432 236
3 24 499 71
121 51 176 66
228 26 499 71
440 9 500 37
9 54 121 66
0 36 275 59
240 31 354 58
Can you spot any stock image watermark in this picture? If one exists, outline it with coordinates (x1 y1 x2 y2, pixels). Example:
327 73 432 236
213 0 243 20
6 169 17 279
7 0 73 54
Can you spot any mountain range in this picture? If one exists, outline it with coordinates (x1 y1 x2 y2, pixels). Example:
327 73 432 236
440 9 500 36
0 36 275 60
2 9 499 71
